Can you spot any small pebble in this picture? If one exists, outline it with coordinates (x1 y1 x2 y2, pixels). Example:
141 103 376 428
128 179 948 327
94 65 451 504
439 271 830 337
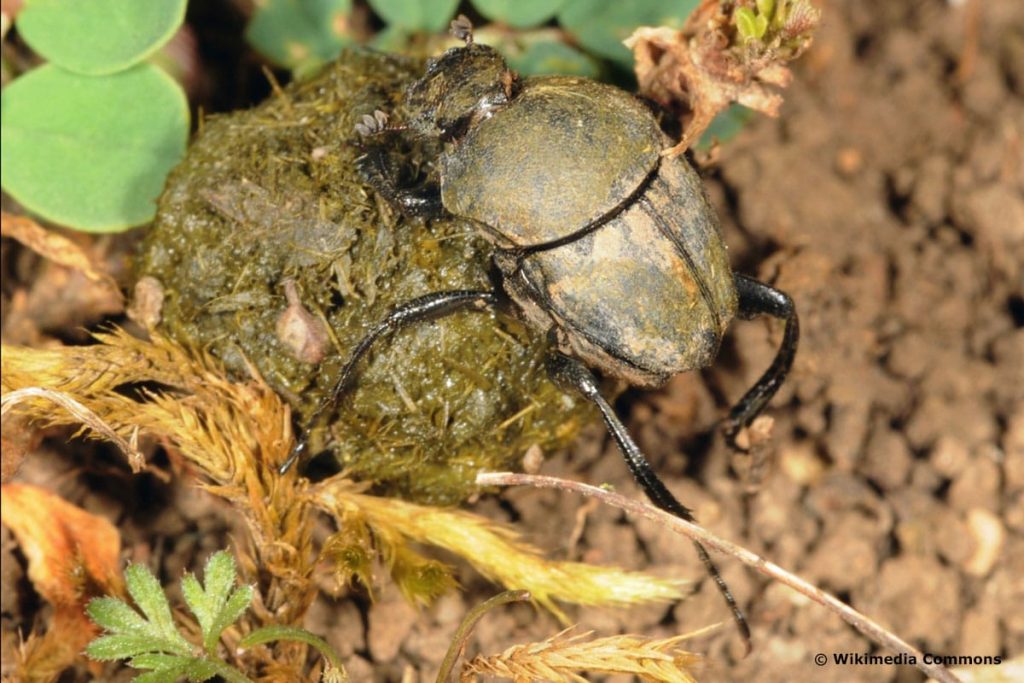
963 508 1005 576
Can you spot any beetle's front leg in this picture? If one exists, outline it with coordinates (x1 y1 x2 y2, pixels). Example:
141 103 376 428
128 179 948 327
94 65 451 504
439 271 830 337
354 110 445 218
280 290 500 474
723 274 800 449
546 351 752 651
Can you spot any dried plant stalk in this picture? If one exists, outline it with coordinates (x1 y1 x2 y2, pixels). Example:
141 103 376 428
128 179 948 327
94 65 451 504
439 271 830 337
461 628 700 683
312 477 683 617
2 387 146 472
2 330 317 631
3 331 687 629
478 472 961 683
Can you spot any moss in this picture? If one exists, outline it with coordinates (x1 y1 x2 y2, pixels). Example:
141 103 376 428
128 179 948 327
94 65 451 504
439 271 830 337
136 49 594 504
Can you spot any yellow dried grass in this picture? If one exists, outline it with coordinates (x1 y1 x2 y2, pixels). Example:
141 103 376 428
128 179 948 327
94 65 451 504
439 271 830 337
2 331 683 624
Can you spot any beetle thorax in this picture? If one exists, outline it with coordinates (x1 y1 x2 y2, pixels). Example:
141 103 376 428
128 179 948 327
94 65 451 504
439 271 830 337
405 44 515 140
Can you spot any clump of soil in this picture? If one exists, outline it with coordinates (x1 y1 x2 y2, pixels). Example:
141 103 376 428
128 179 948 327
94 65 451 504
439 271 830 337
135 49 593 505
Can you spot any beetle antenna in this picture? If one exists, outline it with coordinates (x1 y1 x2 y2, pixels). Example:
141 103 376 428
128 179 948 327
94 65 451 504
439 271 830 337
450 14 474 45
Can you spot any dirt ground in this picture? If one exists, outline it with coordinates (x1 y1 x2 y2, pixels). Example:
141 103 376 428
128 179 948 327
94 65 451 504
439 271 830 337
360 1 1024 681
2 0 1023 682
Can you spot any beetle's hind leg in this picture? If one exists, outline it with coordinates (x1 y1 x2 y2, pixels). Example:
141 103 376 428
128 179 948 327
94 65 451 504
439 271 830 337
547 352 752 651
722 274 800 449
280 290 500 474
354 111 445 218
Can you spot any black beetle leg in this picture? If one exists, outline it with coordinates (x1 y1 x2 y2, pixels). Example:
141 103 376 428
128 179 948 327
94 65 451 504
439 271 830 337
723 274 800 449
354 117 445 218
546 352 752 652
356 150 444 218
280 290 501 474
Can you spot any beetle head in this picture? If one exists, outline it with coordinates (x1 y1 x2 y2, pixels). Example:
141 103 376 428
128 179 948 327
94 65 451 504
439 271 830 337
406 44 516 141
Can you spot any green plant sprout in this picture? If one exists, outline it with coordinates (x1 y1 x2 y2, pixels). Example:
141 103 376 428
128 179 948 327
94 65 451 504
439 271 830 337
734 0 817 47
86 551 344 682
735 0 775 43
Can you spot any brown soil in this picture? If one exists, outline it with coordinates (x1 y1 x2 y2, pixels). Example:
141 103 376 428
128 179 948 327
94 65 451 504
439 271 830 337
3 0 1022 682
365 1 1024 681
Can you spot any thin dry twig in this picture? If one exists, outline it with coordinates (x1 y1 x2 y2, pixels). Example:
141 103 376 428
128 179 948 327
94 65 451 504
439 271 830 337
476 471 961 683
1 387 146 472
437 590 531 683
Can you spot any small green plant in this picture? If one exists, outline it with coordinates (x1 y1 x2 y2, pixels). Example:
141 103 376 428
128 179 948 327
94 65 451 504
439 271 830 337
86 550 344 682
733 0 819 50
735 0 777 43
244 0 699 77
1 0 189 232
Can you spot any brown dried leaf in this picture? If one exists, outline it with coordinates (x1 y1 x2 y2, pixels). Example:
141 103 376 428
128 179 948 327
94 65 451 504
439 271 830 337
0 212 122 302
0 483 124 681
0 411 40 483
626 0 820 155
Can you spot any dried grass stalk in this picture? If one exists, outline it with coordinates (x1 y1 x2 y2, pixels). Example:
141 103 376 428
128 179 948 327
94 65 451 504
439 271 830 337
1 330 316 627
3 331 685 621
312 478 683 617
461 628 700 683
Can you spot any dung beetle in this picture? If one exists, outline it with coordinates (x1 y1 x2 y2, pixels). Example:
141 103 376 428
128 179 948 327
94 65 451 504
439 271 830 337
284 17 799 649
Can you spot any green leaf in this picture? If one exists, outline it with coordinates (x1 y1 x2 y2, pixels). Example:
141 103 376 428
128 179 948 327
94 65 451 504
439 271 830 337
696 104 753 150
755 14 769 39
756 0 776 20
205 585 253 653
0 63 188 233
130 655 224 683
85 552 255 683
16 0 187 75
201 552 237 608
558 0 699 68
135 668 193 683
87 634 183 661
126 563 185 643
87 597 150 633
130 655 247 683
367 0 460 33
245 0 353 71
179 551 253 655
505 40 600 78
470 0 567 29
86 565 192 659
735 8 758 41
368 24 412 52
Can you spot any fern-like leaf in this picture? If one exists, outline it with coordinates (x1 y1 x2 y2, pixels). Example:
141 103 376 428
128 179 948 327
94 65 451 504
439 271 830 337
86 567 192 661
86 552 255 682
181 551 254 654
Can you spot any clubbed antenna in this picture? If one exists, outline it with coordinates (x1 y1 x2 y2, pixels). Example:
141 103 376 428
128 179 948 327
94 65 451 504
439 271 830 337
353 110 389 137
450 14 473 45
